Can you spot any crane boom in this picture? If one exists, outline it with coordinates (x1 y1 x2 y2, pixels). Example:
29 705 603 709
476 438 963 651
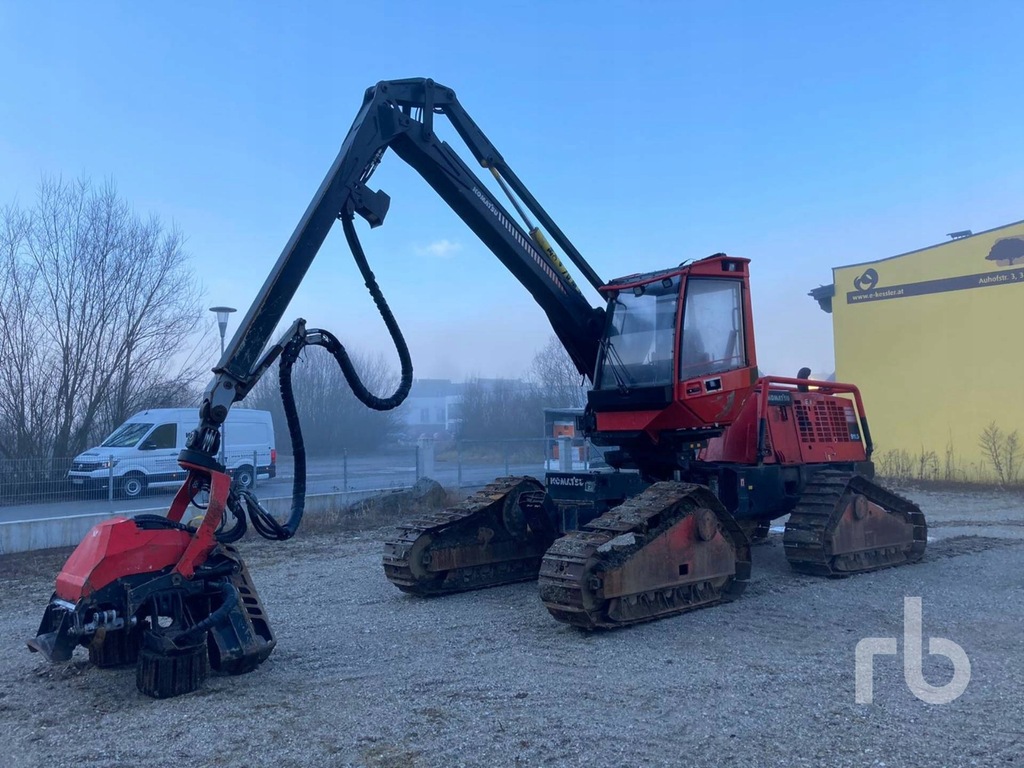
194 78 605 468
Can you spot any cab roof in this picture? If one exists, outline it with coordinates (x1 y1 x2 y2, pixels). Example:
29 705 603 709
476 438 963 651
600 253 749 294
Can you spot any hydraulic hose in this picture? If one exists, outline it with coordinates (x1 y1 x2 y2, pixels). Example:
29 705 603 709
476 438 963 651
215 489 248 543
176 581 239 646
338 212 414 410
225 212 414 541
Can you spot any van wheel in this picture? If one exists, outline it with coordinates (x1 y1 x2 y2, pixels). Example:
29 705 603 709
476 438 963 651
120 473 147 499
234 465 255 490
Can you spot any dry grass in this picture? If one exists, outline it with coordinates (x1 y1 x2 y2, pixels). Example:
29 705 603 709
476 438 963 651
295 485 461 537
0 545 73 583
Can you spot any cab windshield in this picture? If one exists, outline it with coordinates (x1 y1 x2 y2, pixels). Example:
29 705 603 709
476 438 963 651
101 422 153 448
597 277 679 389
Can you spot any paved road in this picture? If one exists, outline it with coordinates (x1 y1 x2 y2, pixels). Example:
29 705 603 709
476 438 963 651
0 453 546 523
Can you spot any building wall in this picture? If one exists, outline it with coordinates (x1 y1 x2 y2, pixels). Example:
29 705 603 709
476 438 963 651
396 379 465 438
831 221 1024 481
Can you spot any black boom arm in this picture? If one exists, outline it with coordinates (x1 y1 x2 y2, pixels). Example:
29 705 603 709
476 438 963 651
186 78 605 464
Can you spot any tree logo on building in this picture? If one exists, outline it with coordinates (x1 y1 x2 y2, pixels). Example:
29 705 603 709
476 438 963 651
854 268 879 291
986 237 1024 266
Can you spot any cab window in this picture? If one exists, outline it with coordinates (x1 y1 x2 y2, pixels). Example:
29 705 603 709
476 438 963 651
143 423 178 450
679 278 746 379
597 277 680 389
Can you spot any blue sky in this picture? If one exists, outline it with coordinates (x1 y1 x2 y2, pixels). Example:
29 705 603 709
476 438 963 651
2 1 1022 381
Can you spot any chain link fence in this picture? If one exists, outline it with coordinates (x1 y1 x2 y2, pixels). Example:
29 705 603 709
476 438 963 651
0 456 77 506
0 451 271 507
0 437 604 512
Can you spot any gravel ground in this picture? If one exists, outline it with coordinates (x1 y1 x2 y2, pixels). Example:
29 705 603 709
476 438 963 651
2 485 1023 768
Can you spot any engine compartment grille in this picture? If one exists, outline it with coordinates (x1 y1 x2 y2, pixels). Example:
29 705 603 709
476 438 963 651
793 399 853 444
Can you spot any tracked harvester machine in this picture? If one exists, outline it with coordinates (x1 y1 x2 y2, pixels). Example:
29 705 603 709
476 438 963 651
28 78 925 698
382 253 927 628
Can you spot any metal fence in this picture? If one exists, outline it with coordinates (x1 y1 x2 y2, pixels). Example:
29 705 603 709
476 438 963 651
0 450 269 507
438 437 603 485
0 456 77 506
0 437 603 512
330 437 602 493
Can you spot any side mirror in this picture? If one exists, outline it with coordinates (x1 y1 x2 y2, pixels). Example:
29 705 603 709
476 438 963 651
140 441 157 451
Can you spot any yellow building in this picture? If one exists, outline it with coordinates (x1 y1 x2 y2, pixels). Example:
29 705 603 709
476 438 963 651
810 220 1024 483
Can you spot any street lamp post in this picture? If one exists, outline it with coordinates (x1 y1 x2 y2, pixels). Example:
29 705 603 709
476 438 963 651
209 306 237 359
209 306 236 466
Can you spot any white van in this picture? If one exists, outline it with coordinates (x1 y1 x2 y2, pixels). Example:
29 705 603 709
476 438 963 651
68 408 277 499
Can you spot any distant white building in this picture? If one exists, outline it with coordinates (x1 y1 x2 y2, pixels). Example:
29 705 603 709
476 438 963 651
397 377 535 439
398 379 464 438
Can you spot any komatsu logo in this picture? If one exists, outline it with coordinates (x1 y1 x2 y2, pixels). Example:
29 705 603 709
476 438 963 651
471 186 566 294
549 476 586 487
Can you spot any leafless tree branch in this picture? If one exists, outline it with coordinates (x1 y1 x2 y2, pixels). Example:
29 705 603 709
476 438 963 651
0 176 212 460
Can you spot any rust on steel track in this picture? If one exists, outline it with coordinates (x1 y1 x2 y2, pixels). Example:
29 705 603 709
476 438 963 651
538 482 751 629
783 470 927 576
382 476 554 595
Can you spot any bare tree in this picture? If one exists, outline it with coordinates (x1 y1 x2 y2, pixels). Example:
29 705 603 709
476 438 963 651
529 335 588 409
456 378 546 441
1008 431 1021 484
0 204 50 458
0 176 211 460
978 422 1021 485
454 334 588 443
247 346 401 455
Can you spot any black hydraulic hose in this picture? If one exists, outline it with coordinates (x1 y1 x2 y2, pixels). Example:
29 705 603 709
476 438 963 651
238 214 414 541
273 336 306 539
222 333 306 542
176 581 238 646
241 487 291 539
339 212 414 410
216 489 248 544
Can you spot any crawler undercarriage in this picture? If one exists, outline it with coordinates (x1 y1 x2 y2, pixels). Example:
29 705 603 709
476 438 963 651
383 470 926 629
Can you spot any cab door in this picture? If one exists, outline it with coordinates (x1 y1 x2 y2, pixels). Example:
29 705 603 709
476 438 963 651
674 273 757 427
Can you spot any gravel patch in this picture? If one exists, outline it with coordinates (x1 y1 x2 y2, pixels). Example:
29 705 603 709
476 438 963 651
2 487 1022 767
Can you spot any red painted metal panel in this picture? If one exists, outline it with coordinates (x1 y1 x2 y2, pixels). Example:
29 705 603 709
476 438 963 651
55 519 190 601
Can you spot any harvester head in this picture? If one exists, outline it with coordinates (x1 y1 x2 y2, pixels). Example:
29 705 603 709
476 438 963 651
27 465 276 698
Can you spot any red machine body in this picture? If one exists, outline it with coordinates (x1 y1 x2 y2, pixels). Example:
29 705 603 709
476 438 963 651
702 377 870 467
52 464 231 601
586 255 873 476
55 520 191 602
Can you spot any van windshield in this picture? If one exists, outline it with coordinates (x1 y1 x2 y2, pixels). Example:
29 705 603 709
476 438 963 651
101 423 153 448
